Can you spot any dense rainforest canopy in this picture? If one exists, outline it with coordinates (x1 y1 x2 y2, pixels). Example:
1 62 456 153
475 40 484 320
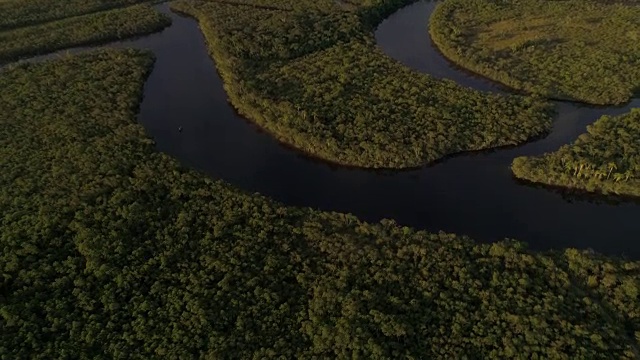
512 109 640 197
171 0 552 168
0 0 155 30
1 50 639 359
430 0 640 105
0 0 170 64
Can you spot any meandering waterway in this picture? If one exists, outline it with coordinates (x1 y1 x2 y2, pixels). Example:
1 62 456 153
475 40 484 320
7 1 640 257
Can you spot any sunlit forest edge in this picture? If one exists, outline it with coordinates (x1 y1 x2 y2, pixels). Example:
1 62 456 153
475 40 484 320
169 0 552 168
512 109 640 198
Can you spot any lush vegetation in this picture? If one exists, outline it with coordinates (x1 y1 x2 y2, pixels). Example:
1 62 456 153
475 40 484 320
512 109 640 197
1 50 639 358
0 4 170 64
0 0 153 30
430 0 640 105
170 0 552 168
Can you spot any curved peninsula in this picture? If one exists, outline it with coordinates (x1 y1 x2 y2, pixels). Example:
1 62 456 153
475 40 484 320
513 109 640 197
170 0 552 168
430 0 640 105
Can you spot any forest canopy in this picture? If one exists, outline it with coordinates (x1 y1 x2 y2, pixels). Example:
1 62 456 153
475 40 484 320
170 0 553 168
2 0 639 358
0 1 170 64
0 0 154 30
512 109 640 197
0 4 170 63
430 0 640 105
0 50 639 359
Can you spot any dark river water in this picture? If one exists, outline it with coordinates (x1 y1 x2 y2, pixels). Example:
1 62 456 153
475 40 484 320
11 1 640 257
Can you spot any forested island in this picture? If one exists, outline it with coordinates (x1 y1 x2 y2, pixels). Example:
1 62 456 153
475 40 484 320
512 109 640 197
170 0 552 168
430 0 640 105
1 49 639 358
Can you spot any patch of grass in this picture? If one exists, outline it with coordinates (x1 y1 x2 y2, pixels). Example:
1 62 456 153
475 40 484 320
431 0 640 105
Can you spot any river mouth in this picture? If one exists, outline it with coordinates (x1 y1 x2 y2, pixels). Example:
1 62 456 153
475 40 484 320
8 2 640 257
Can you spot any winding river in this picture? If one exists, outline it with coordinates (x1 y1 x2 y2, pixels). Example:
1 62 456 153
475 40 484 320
11 1 640 257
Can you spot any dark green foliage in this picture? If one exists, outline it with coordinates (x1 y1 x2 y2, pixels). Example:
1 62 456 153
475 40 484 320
430 0 640 105
0 0 154 30
208 0 338 11
512 109 640 197
171 0 552 168
1 51 638 358
564 249 640 348
0 4 171 64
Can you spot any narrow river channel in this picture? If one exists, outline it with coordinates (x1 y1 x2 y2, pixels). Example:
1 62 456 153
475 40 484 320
8 1 640 257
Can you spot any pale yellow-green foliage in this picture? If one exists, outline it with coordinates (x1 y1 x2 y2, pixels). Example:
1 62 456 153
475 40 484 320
431 0 640 105
512 109 640 197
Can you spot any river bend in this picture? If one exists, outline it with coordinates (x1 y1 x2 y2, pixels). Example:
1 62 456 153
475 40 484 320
7 2 640 257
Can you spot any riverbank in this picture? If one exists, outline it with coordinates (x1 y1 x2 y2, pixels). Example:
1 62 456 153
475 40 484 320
170 0 552 168
3 0 639 256
512 109 640 198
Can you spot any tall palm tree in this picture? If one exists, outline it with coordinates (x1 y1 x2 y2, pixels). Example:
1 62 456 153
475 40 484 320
606 162 617 179
577 163 585 178
624 170 634 181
